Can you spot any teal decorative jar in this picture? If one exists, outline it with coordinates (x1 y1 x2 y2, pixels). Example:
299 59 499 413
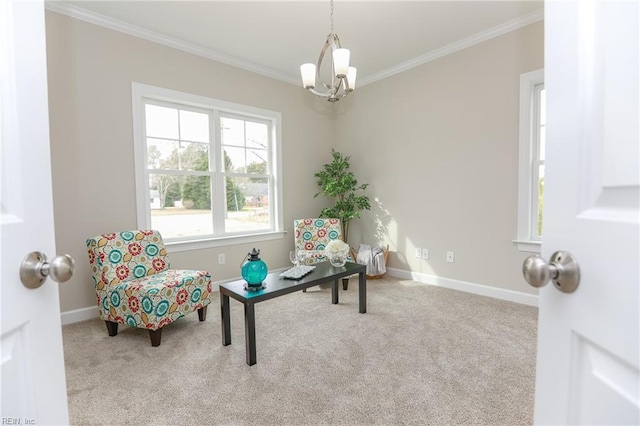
241 248 268 291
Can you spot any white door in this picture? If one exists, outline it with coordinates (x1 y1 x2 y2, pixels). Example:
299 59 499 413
1 0 70 424
533 0 639 424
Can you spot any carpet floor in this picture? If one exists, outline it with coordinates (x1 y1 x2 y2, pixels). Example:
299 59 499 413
62 276 538 425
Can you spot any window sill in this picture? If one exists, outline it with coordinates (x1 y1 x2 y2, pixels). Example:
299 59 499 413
513 239 542 253
166 231 285 253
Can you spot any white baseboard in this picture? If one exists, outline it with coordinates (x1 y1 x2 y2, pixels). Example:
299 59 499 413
61 306 99 325
385 267 539 307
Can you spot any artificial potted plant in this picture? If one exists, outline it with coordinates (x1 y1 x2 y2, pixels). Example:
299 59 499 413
314 148 370 244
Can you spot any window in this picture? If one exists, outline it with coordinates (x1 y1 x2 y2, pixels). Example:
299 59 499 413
515 69 545 252
132 83 283 251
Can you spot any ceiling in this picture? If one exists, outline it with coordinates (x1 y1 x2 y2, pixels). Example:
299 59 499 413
48 1 544 87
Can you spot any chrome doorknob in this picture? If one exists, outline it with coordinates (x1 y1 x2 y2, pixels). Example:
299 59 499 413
20 251 75 289
523 250 580 293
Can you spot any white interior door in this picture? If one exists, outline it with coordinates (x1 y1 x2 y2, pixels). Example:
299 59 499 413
534 0 639 424
1 0 70 423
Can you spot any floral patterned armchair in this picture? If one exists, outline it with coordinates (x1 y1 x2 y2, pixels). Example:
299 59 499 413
294 218 353 289
86 230 212 346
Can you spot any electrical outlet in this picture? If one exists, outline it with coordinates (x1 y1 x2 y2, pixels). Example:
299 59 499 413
218 253 226 264
446 251 455 263
421 249 429 260
415 248 422 258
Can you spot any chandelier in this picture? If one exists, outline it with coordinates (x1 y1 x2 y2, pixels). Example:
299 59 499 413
300 0 357 103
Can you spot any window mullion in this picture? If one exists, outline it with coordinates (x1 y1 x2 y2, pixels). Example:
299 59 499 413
147 169 209 176
212 110 225 236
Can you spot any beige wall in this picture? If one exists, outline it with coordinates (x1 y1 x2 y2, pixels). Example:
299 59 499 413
334 21 544 294
46 11 543 314
45 11 334 312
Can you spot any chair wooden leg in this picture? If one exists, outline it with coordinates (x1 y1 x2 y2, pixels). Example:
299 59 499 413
105 321 118 337
342 278 349 290
198 306 207 321
148 328 162 347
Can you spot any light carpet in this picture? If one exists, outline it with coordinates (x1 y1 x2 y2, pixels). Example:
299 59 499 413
62 276 538 425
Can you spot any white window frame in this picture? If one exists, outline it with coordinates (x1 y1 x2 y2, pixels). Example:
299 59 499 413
514 69 544 253
131 82 284 252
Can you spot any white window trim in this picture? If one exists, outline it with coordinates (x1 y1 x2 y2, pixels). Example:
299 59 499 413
131 82 284 251
514 69 544 253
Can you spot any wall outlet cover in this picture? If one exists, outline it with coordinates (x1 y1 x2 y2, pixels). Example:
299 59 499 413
446 251 455 263
421 249 429 260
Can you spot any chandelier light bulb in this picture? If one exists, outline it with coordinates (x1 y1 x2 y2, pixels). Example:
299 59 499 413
332 48 350 77
300 63 316 89
347 67 357 91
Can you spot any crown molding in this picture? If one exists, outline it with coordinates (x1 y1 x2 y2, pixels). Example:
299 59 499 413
44 1 301 86
358 8 544 87
45 1 543 89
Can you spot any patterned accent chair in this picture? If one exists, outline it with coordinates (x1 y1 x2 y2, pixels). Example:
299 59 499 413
86 230 213 346
294 218 353 290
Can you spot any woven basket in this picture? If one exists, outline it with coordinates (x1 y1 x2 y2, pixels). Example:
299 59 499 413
351 245 390 279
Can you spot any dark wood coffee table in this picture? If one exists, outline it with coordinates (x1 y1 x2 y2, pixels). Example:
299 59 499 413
219 261 366 365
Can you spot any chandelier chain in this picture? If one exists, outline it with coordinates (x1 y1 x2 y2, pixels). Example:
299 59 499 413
330 0 334 34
